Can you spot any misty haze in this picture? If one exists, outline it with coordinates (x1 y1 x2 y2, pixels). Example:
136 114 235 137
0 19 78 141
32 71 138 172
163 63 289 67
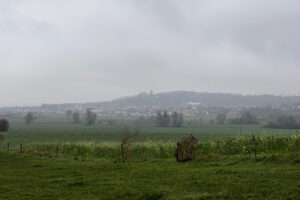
0 1 300 200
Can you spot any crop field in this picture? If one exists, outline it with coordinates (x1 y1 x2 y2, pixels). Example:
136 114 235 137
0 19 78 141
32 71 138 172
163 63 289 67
1 115 300 199
2 115 298 147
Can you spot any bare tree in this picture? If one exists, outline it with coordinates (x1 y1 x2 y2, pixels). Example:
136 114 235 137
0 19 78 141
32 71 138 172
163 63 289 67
72 111 80 124
120 126 139 163
156 110 171 127
85 109 97 126
65 110 73 119
162 110 171 127
25 112 35 125
156 111 164 127
172 112 184 127
216 112 226 125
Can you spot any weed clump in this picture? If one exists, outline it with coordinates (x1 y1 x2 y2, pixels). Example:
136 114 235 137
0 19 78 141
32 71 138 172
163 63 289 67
175 135 198 162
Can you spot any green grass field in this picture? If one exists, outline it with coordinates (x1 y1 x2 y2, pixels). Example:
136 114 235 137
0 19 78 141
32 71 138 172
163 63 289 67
0 152 300 200
2 115 298 147
0 115 300 199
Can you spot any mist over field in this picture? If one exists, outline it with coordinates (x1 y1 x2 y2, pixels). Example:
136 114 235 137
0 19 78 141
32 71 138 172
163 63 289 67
1 2 300 200
1 0 300 107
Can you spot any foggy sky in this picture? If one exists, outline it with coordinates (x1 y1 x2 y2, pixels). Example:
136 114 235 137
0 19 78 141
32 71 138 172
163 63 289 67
1 0 300 107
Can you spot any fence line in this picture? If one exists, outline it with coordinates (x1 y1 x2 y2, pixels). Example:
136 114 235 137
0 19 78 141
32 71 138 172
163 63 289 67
1 134 300 162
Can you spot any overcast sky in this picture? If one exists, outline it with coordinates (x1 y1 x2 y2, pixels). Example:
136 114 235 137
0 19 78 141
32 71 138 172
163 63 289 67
1 0 300 107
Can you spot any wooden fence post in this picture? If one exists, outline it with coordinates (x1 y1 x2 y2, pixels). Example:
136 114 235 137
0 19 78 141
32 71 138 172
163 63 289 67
81 149 84 161
252 135 257 162
7 142 9 151
56 145 59 157
175 142 179 162
121 143 125 163
37 145 40 156
20 144 23 153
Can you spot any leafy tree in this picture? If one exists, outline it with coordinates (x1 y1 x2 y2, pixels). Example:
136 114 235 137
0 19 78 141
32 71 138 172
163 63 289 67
265 115 300 129
229 111 258 124
72 111 80 124
216 113 226 125
277 115 297 126
171 112 184 127
65 110 73 119
0 119 9 132
0 119 9 149
25 112 35 125
108 119 117 126
241 111 258 124
85 109 97 126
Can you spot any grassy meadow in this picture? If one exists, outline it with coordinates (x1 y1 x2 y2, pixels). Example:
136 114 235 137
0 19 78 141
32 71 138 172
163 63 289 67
0 115 300 199
2 115 298 147
0 152 300 200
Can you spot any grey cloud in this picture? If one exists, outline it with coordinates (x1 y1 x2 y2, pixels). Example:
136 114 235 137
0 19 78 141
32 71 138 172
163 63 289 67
0 0 300 106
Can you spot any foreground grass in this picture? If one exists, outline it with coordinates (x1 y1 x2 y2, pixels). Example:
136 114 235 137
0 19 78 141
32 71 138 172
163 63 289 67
0 152 299 200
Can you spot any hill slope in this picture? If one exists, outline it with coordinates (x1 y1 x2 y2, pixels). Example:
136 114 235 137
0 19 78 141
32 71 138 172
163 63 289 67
89 91 300 108
2 91 300 114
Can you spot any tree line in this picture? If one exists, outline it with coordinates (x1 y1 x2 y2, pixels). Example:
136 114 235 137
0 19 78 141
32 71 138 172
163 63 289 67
215 111 300 129
264 115 300 129
156 111 184 127
65 109 97 126
215 111 259 125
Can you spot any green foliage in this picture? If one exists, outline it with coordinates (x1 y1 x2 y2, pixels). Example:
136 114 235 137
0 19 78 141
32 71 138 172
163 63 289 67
25 112 35 125
1 152 300 200
0 119 9 132
13 135 300 162
199 134 300 155
265 115 300 129
4 115 298 147
1 116 300 199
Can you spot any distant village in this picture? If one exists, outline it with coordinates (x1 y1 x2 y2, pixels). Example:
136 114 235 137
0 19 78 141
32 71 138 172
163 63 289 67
1 99 300 120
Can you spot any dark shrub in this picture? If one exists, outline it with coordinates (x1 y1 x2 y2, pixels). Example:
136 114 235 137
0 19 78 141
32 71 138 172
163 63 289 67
0 119 9 132
229 112 259 124
175 135 198 162
265 115 300 129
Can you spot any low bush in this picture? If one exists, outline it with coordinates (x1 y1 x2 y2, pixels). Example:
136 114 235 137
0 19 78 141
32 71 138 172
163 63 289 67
175 135 198 162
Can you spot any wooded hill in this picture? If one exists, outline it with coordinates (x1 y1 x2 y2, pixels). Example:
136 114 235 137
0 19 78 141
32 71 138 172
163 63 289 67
1 91 300 114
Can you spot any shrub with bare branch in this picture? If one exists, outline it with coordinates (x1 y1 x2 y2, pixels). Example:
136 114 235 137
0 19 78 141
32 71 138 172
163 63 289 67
120 126 136 163
175 135 198 162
